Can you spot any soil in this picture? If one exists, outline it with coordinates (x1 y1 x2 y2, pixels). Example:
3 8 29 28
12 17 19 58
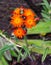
9 54 51 65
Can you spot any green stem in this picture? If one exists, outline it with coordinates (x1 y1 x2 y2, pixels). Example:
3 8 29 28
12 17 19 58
24 36 29 47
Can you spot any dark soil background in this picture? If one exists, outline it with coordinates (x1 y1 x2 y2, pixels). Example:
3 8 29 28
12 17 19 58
0 0 51 65
9 54 51 65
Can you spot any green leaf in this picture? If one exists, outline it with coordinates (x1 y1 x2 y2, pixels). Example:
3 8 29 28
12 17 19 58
14 47 23 57
22 46 30 56
42 47 49 62
4 51 12 61
22 52 28 60
10 50 17 57
42 10 48 15
1 56 9 65
0 44 14 57
43 0 50 10
27 22 51 34
27 40 51 54
41 13 50 19
21 46 30 60
31 44 42 49
42 5 48 12
17 49 22 62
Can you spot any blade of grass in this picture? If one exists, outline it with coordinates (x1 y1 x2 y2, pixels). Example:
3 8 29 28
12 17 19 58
42 47 49 62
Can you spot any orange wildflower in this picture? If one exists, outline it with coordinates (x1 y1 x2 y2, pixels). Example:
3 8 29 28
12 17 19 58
10 7 38 29
10 7 40 38
24 16 36 28
23 8 36 17
12 7 24 16
13 28 26 38
10 15 23 27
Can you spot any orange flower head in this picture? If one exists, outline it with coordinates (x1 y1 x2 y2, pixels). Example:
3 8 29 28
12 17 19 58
10 15 23 27
12 7 24 16
24 16 36 28
24 8 36 17
13 28 26 38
